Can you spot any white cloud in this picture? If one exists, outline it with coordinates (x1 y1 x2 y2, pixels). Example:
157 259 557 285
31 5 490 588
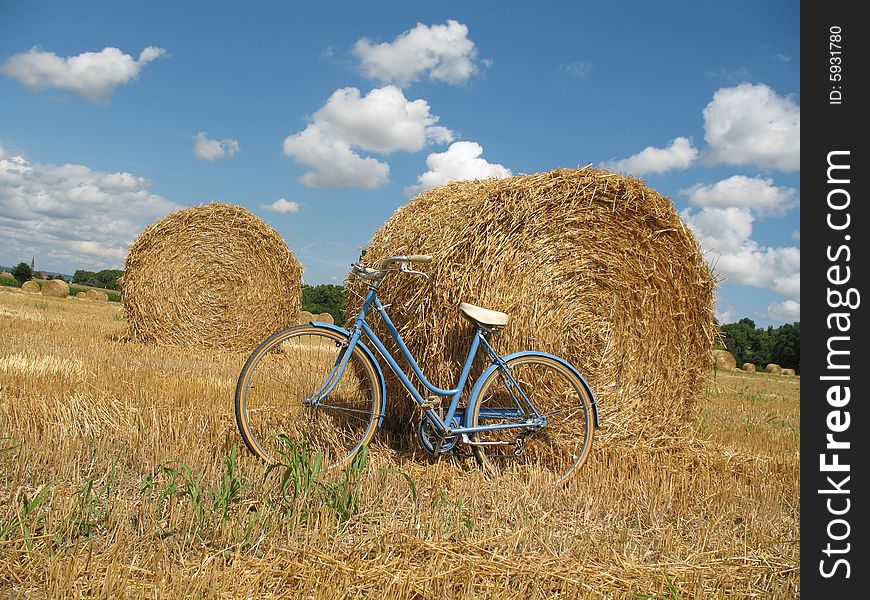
282 85 454 189
261 198 300 214
0 148 182 273
703 82 800 171
681 206 799 300
681 175 798 217
765 299 800 323
1 46 166 104
405 141 512 197
603 137 698 176
194 132 240 161
353 20 482 86
715 305 737 327
561 60 592 78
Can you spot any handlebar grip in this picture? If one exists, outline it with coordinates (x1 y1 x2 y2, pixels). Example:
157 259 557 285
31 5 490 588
406 254 433 263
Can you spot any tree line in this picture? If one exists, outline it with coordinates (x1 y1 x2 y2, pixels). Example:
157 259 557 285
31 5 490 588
719 318 800 373
7 262 124 291
6 262 801 373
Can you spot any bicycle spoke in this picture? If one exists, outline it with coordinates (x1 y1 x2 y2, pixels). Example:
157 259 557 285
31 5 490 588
235 326 380 470
470 355 594 485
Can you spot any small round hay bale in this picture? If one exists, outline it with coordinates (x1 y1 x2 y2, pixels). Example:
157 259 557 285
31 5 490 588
76 291 87 299
21 280 40 293
120 203 303 350
41 279 69 298
297 310 315 324
316 312 335 324
85 289 109 302
781 368 795 376
1 271 12 278
742 362 757 373
765 363 782 375
348 167 717 444
712 349 737 370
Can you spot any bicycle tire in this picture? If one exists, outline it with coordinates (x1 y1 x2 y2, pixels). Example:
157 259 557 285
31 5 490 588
234 325 381 470
469 354 595 485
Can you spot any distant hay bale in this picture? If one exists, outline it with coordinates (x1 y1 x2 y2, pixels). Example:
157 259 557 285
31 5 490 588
348 167 717 444
76 292 87 299
765 364 782 375
85 289 109 302
41 279 69 298
316 312 335 324
297 310 315 324
21 281 40 293
781 368 795 376
712 350 737 370
743 363 757 373
1 271 12 278
120 203 303 350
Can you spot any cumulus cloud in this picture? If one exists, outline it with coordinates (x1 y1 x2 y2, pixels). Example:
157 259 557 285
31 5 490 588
283 85 454 189
260 198 300 214
766 299 800 322
353 20 482 86
1 46 166 104
703 82 800 171
0 147 182 273
603 137 698 176
194 132 240 161
405 141 512 197
681 205 799 300
681 175 798 217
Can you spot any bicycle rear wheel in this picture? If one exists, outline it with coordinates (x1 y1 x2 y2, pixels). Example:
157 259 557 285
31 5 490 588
234 325 381 470
469 354 595 485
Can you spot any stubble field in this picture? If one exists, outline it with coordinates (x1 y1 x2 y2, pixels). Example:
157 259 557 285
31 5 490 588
0 286 799 598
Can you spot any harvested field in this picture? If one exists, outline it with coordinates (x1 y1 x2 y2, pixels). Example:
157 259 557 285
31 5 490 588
0 286 799 598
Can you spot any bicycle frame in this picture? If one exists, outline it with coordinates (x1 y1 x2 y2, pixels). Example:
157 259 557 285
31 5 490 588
316 282 544 438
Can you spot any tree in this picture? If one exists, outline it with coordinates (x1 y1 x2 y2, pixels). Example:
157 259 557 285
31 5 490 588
719 318 800 373
720 318 768 367
770 322 800 372
73 268 124 290
11 262 33 284
301 284 347 324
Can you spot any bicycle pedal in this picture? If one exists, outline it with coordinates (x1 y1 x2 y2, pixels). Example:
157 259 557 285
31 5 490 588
420 396 441 410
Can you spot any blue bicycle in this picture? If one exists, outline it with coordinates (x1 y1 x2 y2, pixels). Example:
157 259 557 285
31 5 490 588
234 254 599 484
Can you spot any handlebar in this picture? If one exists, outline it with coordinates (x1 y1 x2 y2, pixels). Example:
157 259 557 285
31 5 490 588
379 254 432 268
351 254 433 282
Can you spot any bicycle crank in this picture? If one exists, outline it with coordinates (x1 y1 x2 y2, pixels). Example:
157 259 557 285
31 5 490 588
416 417 459 456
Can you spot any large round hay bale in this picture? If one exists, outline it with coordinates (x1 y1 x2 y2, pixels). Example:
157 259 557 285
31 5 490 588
75 291 87 299
348 167 717 444
316 312 335 324
42 279 69 298
742 362 757 373
781 368 795 376
1 271 12 278
297 310 315 324
765 363 782 375
712 350 736 369
85 289 109 302
21 280 40 293
120 203 303 350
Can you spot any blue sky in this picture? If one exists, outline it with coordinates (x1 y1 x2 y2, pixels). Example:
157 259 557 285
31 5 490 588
0 1 799 327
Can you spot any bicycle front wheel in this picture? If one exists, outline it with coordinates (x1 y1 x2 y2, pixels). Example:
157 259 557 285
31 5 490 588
234 325 381 470
470 354 595 485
